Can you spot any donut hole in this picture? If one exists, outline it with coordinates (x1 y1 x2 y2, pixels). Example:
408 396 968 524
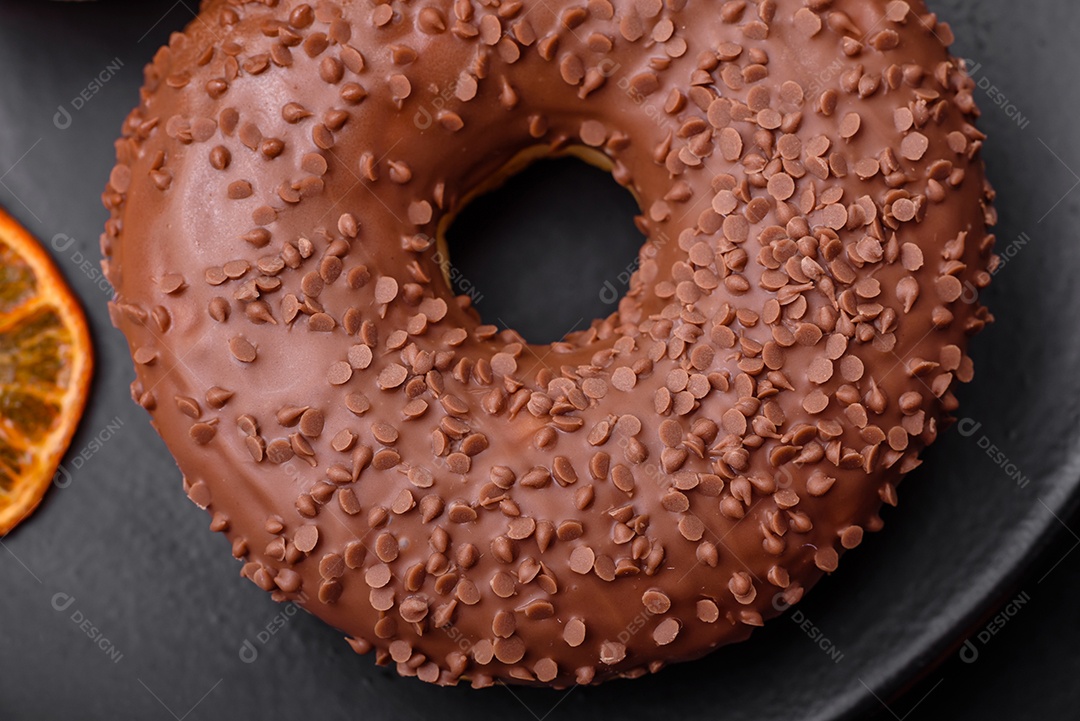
441 155 645 345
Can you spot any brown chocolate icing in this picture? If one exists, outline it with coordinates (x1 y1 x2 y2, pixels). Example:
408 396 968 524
102 0 996 687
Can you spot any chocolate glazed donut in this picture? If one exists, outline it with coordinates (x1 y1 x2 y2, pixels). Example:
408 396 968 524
102 0 996 687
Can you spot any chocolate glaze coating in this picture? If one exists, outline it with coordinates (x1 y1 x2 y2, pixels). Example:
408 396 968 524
102 0 996 687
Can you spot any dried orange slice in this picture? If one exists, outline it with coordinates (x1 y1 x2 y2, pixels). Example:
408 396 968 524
0 207 92 535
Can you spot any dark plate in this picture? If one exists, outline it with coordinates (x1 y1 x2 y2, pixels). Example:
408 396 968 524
1 1 1077 719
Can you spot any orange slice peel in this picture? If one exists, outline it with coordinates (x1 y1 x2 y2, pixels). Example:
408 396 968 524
0 207 93 535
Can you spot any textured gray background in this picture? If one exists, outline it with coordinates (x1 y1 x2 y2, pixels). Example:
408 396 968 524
0 1 1077 719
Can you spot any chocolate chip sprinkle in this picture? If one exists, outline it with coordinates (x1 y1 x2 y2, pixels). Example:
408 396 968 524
228 336 257 363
